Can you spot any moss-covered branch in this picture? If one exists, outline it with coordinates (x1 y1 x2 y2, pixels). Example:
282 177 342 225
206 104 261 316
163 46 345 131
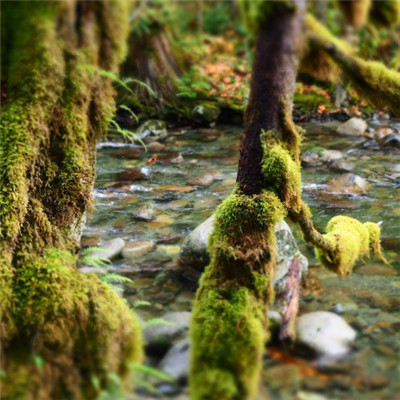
304 14 400 116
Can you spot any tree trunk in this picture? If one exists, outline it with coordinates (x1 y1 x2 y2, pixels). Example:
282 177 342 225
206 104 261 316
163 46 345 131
189 2 305 400
0 2 142 399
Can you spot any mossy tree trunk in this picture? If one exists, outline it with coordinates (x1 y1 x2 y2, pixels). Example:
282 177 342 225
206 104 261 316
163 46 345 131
122 16 184 114
190 2 306 400
0 2 142 399
190 1 386 399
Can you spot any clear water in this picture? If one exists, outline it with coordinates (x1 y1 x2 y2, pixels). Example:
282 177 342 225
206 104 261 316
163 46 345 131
83 120 400 399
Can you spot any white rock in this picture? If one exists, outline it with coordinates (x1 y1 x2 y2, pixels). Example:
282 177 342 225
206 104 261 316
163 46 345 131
159 339 190 382
296 311 356 358
90 237 125 260
122 241 155 259
337 117 367 136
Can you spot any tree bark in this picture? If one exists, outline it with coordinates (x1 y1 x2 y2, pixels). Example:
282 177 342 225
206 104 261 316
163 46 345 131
237 4 305 195
0 2 142 399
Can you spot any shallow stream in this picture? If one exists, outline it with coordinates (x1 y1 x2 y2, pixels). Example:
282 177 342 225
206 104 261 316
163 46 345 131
83 119 400 400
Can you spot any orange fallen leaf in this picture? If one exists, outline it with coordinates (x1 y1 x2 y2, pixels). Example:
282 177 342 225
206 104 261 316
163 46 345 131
148 154 158 164
318 104 327 114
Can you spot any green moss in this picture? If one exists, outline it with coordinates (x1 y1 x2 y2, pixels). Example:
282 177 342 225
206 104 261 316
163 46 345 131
238 0 296 36
190 285 266 400
315 216 385 275
261 132 302 211
3 248 143 399
214 187 286 239
306 13 400 115
301 14 353 82
1 2 142 398
190 188 286 399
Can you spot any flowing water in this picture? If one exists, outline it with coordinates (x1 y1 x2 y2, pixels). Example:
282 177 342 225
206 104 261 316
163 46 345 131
83 119 400 400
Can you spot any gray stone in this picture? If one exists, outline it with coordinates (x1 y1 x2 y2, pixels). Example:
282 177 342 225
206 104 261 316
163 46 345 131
137 120 168 143
89 237 125 261
178 215 308 294
147 141 166 152
122 241 155 259
327 173 370 195
143 311 191 350
159 339 190 382
337 117 367 136
296 311 357 359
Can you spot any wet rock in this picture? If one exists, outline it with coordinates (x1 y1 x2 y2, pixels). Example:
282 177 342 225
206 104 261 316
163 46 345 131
186 173 215 187
381 133 400 148
329 159 353 173
337 117 367 136
122 241 155 259
147 141 166 152
178 215 308 294
148 214 174 228
132 205 157 221
326 173 370 195
296 311 357 359
157 185 195 193
158 153 184 164
159 339 190 382
197 128 224 137
191 102 220 124
118 168 147 182
143 311 191 355
137 120 168 143
111 148 143 159
88 237 125 260
302 149 343 167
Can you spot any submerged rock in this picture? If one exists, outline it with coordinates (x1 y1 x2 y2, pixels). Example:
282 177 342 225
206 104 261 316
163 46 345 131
337 117 367 136
186 173 215 187
296 311 357 359
177 215 308 293
147 141 166 152
122 241 155 259
326 173 370 195
137 120 168 143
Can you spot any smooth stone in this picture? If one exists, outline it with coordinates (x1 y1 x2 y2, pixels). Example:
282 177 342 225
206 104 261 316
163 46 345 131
329 159 353 172
143 311 191 354
122 241 155 259
326 173 370 195
158 185 195 193
137 120 168 143
337 117 367 136
158 338 190 382
187 174 215 187
148 214 174 228
89 237 125 261
157 245 181 257
147 141 166 152
132 205 157 221
296 311 357 359
302 149 343 167
178 215 308 294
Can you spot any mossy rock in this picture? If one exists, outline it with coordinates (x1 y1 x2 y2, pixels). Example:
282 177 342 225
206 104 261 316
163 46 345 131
190 102 221 125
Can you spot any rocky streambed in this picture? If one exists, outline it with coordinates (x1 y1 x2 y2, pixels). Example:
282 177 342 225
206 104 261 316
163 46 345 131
81 117 400 400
